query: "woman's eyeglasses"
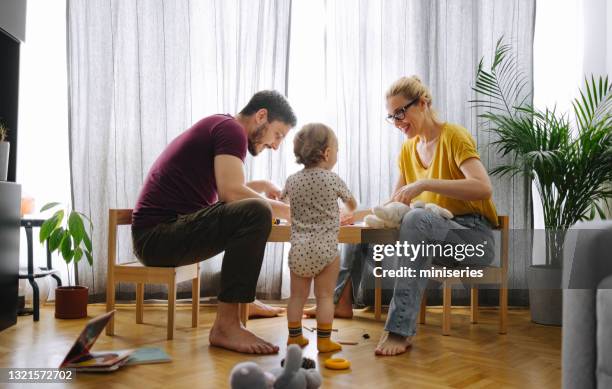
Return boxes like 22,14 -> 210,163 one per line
385,97 -> 419,124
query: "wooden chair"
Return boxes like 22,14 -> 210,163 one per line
105,209 -> 200,340
375,215 -> 510,335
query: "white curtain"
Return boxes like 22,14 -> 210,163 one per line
68,0 -> 535,303
67,0 -> 292,301
288,0 -> 535,304
17,0 -> 71,303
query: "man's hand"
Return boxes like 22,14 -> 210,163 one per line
263,182 -> 282,200
246,180 -> 282,200
273,202 -> 291,221
392,181 -> 426,205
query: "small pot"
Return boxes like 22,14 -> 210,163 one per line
55,286 -> 89,319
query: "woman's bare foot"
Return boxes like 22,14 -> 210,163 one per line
209,323 -> 279,354
374,331 -> 412,356
248,300 -> 285,318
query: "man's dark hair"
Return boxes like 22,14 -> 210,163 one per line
239,90 -> 297,127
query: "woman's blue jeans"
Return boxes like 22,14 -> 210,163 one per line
334,208 -> 495,337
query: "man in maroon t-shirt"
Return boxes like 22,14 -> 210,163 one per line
132,90 -> 296,354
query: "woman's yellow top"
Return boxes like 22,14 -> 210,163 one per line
397,122 -> 498,226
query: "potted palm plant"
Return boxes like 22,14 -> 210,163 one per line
472,38 -> 612,325
39,202 -> 94,319
0,120 -> 9,181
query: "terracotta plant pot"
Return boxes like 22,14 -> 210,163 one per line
55,286 -> 88,319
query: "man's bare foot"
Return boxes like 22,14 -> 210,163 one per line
303,305 -> 317,318
303,304 -> 353,319
209,323 -> 279,354
248,300 -> 285,318
374,331 -> 412,356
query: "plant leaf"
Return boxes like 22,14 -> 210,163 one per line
48,227 -> 65,252
60,231 -> 73,264
39,216 -> 57,244
40,202 -> 61,213
73,247 -> 83,263
39,210 -> 64,243
76,212 -> 93,229
68,211 -> 85,246
85,250 -> 93,266
83,232 -> 92,252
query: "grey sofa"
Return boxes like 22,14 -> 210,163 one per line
563,220 -> 612,389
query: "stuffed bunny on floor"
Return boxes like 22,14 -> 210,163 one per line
364,200 -> 453,228
270,345 -> 322,389
229,344 -> 322,389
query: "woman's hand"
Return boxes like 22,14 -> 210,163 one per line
391,181 -> 426,204
340,209 -> 355,226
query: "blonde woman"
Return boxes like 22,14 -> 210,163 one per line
309,76 -> 499,356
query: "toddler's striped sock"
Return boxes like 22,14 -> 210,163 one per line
287,321 -> 309,347
317,322 -> 342,353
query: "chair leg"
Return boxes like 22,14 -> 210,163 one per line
470,287 -> 479,324
136,283 -> 144,324
239,303 -> 249,326
374,276 -> 382,321
499,283 -> 508,334
192,271 -> 200,328
442,281 -> 451,336
419,291 -> 427,324
106,280 -> 116,336
167,276 -> 177,340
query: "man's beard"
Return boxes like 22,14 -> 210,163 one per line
248,123 -> 268,156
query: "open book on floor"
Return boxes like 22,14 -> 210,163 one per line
59,311 -> 133,372
59,311 -> 172,372
124,347 -> 171,365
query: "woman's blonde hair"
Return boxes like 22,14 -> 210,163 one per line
386,75 -> 440,122
293,123 -> 336,167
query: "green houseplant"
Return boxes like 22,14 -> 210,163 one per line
471,38 -> 612,325
39,202 -> 94,319
0,120 -> 10,181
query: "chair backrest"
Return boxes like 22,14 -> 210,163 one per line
496,215 -> 510,272
108,209 -> 134,270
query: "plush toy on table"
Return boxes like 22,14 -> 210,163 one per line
229,344 -> 322,389
364,200 -> 453,228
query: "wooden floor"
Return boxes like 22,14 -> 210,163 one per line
0,304 -> 561,389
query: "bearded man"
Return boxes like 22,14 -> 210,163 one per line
132,90 -> 296,354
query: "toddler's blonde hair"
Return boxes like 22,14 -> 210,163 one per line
293,123 -> 336,167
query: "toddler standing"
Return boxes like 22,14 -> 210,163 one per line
280,123 -> 357,353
